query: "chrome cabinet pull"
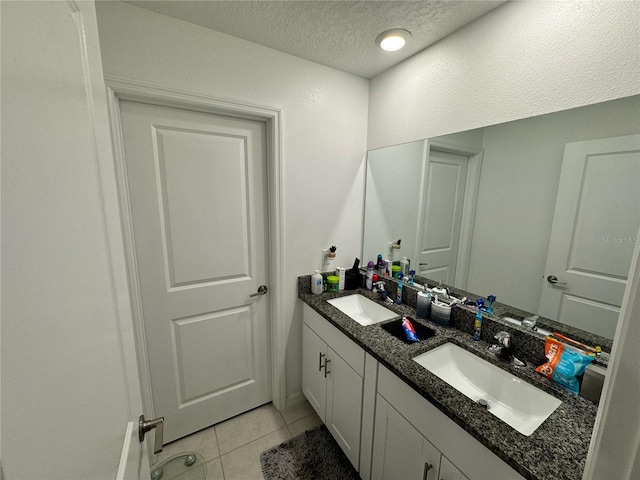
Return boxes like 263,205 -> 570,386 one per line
323,358 -> 331,377
319,352 -> 326,372
138,414 -> 164,454
250,285 -> 268,297
423,462 -> 433,480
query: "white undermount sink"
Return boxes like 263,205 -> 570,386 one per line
327,294 -> 400,326
413,342 -> 561,436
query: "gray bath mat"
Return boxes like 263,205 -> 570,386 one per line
260,425 -> 361,480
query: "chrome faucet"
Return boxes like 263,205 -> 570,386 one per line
490,331 -> 526,366
492,331 -> 512,359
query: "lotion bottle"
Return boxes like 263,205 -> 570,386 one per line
311,270 -> 323,295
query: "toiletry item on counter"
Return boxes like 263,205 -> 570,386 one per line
432,282 -> 449,300
392,265 -> 401,278
486,294 -> 496,315
431,296 -> 452,326
535,336 -> 594,394
384,258 -> 393,276
335,267 -> 346,291
416,290 -> 432,319
311,270 -> 323,295
408,269 -> 415,286
366,261 -> 375,290
551,332 -> 602,355
396,273 -> 403,304
400,256 -> 410,276
327,275 -> 339,292
522,314 -> 539,329
401,317 -> 420,342
476,297 -> 485,311
472,310 -> 483,340
345,258 -> 361,290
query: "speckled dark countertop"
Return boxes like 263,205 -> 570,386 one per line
298,276 -> 599,480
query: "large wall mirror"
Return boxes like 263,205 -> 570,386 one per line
363,95 -> 640,345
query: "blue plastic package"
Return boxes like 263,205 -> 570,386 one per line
536,337 -> 594,394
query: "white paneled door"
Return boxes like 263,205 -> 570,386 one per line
417,149 -> 469,284
120,101 -> 271,443
538,135 -> 640,339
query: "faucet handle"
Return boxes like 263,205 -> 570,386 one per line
494,331 -> 511,348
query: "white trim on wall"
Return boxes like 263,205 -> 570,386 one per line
103,77 -> 287,427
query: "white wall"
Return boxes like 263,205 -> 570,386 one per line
94,1 -> 369,402
368,0 -> 640,150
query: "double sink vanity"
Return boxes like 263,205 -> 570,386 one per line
298,274 -> 601,480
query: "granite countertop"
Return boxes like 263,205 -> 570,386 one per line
298,280 -> 599,480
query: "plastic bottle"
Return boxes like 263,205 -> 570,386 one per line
472,310 -> 483,341
311,270 -> 323,295
366,261 -> 375,290
396,273 -> 403,305
416,290 -> 431,318
400,257 -> 410,276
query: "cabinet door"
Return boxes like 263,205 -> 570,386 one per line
326,347 -> 363,469
372,396 -> 434,480
422,437 -> 441,480
302,324 -> 327,421
439,456 -> 469,480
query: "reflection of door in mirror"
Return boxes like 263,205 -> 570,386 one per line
417,149 -> 468,284
539,134 -> 640,339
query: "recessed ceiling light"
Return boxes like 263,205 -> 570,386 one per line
376,29 -> 412,52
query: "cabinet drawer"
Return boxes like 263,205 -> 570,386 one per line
303,303 -> 365,376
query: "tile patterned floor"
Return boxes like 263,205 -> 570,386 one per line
154,400 -> 322,480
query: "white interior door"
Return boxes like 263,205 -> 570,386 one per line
2,1 -> 148,478
119,101 -> 271,443
117,422 -> 149,480
538,135 -> 640,339
417,149 -> 469,284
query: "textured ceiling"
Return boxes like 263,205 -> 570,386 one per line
124,1 -> 507,78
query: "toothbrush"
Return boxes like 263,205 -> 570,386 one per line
486,294 -> 496,315
552,332 -> 601,354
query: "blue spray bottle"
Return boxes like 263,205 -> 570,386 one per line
472,310 -> 483,341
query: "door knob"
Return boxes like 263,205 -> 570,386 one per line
250,285 -> 268,297
139,414 -> 164,454
547,275 -> 567,286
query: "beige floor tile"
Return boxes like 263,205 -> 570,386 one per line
220,427 -> 291,480
156,424 -> 219,463
287,412 -> 323,437
204,458 -> 224,480
281,398 -> 315,425
215,403 -> 285,455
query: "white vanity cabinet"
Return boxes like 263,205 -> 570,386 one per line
302,304 -> 364,469
372,395 -> 450,480
373,365 -> 525,480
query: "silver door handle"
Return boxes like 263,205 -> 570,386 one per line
250,285 -> 268,297
547,275 -> 567,286
139,414 -> 164,454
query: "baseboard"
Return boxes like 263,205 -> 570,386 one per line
286,391 -> 306,410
